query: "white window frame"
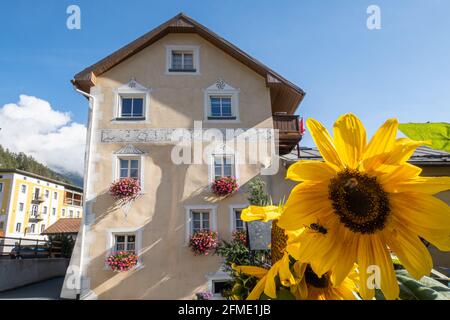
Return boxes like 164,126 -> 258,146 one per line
113,80 -> 151,123
184,205 -> 218,244
45,190 -> 49,198
165,45 -> 200,75
29,223 -> 35,234
206,271 -> 232,300
52,208 -> 56,216
15,222 -> 21,233
18,203 -> 24,212
208,148 -> 239,184
40,224 -> 46,234
0,183 -> 3,193
54,192 -> 58,200
204,80 -> 240,123
61,209 -> 65,217
112,153 -> 145,192
21,185 -> 26,194
228,204 -> 248,233
106,226 -> 144,270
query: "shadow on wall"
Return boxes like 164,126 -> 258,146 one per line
86,146 -> 225,299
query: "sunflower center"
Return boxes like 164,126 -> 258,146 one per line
304,265 -> 329,289
328,169 -> 390,234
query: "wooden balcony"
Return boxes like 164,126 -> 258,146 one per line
273,114 -> 304,155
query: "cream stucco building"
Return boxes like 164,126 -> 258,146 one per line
64,13 -> 450,300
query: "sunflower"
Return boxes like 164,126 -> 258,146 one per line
278,113 -> 450,300
234,255 -> 358,300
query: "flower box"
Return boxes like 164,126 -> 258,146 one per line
211,177 -> 239,197
109,178 -> 141,202
189,230 -> 218,255
106,251 -> 138,272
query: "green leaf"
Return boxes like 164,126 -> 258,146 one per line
396,270 -> 450,300
399,122 -> 450,152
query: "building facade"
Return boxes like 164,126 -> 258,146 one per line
66,13 -> 304,300
0,169 -> 83,246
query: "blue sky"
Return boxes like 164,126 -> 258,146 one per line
1,0 -> 449,148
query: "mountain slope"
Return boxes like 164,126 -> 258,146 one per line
0,145 -> 82,186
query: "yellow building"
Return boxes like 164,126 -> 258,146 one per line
0,169 -> 83,245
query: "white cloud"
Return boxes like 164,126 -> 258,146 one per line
0,95 -> 86,175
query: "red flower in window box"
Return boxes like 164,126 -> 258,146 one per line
109,178 -> 141,202
189,230 -> 218,256
232,230 -> 248,246
211,177 -> 239,197
106,251 -> 138,272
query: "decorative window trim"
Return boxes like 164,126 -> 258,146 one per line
113,79 -> 151,123
204,79 -> 240,123
105,226 -> 144,270
228,204 -> 248,233
207,144 -> 240,184
206,270 -> 232,300
165,45 -> 200,75
184,205 -> 218,245
112,145 -> 147,192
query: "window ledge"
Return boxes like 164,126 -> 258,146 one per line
168,68 -> 197,73
113,117 -> 146,122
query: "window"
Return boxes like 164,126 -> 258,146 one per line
62,209 -> 66,217
114,234 -> 136,252
45,190 -> 49,198
191,211 -> 210,234
34,188 -> 40,199
119,158 -> 140,179
77,211 -> 80,218
166,45 -> 199,74
69,210 -> 74,218
19,203 -> 24,212
0,183 -> 3,192
40,224 -> 46,234
15,223 -> 21,233
119,96 -> 144,119
204,80 -> 239,121
234,209 -> 245,232
209,96 -> 235,120
170,51 -> 194,71
52,208 -> 56,216
0,222 -> 4,229
21,185 -> 26,193
212,280 -> 232,296
54,192 -> 58,200
31,205 -> 38,217
29,224 -> 35,234
43,206 -> 48,215
213,155 -> 234,179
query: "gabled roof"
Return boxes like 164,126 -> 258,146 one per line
72,13 -> 305,114
42,218 -> 82,235
281,146 -> 450,166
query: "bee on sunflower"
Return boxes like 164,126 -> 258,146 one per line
235,205 -> 359,300
278,113 -> 450,300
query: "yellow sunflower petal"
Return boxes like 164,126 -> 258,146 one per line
383,221 -> 432,280
363,119 -> 399,170
278,183 -> 332,231
246,276 -> 267,300
384,138 -> 428,166
330,228 -> 359,286
286,160 -> 337,182
378,163 -> 422,186
386,176 -> 450,194
233,265 -> 268,279
263,264 -> 278,298
391,193 -> 450,230
278,254 -> 297,286
371,235 -> 399,300
357,236 -> 375,300
240,205 -> 281,222
306,118 -> 344,170
333,113 -> 367,169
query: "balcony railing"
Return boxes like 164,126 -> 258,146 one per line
273,113 -> 304,155
31,195 -> 45,204
28,211 -> 43,221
